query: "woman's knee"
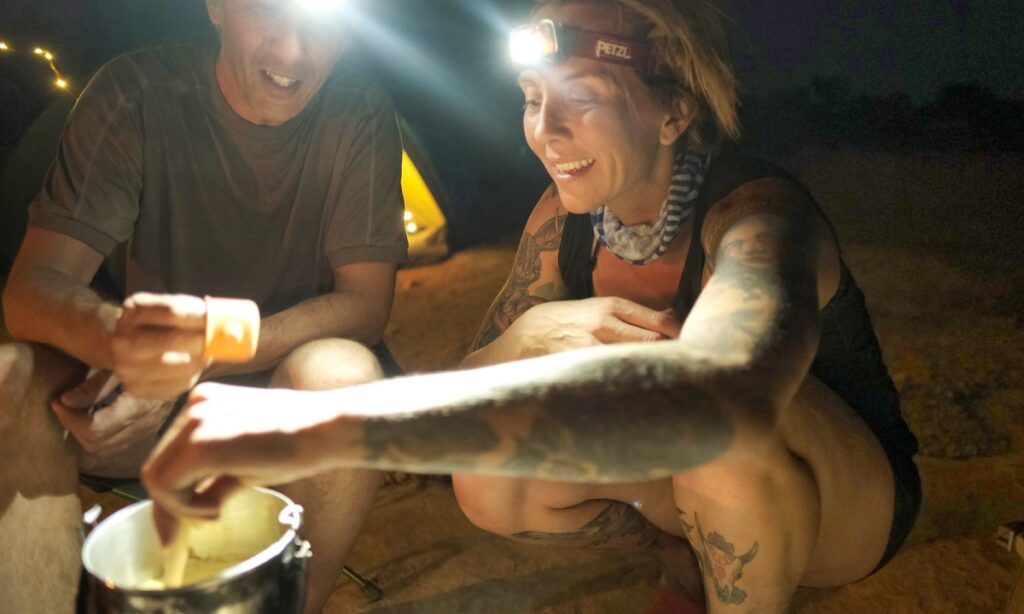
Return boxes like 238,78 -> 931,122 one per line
671,436 -> 819,516
452,475 -> 527,536
270,338 -> 383,391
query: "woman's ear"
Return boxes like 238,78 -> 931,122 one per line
660,95 -> 697,146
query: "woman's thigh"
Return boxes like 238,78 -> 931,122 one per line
452,473 -> 683,537
455,373 -> 897,586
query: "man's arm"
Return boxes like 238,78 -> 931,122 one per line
3,228 -> 119,369
204,261 -> 397,377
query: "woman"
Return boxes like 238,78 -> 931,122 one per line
144,1 -> 920,611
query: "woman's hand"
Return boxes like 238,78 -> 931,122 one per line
141,383 -> 341,545
507,297 -> 682,357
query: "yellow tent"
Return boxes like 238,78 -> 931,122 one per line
401,147 -> 448,264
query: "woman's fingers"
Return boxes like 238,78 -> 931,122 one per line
610,301 -> 682,338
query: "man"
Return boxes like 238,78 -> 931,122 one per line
0,0 -> 406,611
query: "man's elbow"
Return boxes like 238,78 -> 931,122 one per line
2,278 -> 32,341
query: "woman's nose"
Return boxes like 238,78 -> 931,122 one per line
533,100 -> 570,143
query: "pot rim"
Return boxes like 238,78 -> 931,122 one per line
82,486 -> 301,594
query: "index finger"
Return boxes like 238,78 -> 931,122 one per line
608,300 -> 683,339
121,293 -> 207,332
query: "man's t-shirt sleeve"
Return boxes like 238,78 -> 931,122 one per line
323,82 -> 409,268
28,58 -> 143,257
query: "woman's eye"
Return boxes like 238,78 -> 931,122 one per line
567,93 -> 598,106
523,99 -> 541,111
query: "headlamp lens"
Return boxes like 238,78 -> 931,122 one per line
295,0 -> 344,14
509,21 -> 558,65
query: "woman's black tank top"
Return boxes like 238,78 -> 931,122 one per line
557,148 -> 918,462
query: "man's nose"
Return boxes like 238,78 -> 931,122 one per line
266,12 -> 308,65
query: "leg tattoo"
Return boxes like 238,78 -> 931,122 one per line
511,500 -> 660,549
679,508 -> 760,606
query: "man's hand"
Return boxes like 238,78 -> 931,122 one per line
506,297 -> 682,357
142,383 -> 339,545
111,293 -> 208,399
51,370 -> 175,455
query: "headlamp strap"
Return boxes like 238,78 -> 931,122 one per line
561,25 -> 671,79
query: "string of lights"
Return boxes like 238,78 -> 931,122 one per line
0,38 -> 70,90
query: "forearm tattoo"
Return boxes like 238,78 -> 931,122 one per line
471,191 -> 565,351
512,500 -> 659,549
357,353 -> 732,482
679,508 -> 759,606
683,214 -> 817,371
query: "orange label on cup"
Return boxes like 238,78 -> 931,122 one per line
204,297 -> 260,363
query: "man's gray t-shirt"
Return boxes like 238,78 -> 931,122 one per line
29,42 -> 408,316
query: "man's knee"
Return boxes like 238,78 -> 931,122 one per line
0,342 -> 84,417
270,338 -> 383,391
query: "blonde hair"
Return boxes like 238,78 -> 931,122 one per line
534,0 -> 741,150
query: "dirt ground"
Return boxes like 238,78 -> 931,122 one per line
4,149 -> 1022,612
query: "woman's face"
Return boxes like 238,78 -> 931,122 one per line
520,3 -> 687,222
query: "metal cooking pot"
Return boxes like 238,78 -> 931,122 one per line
79,487 -> 311,613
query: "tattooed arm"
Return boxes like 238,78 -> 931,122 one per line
143,177 -> 838,520
462,185 -> 682,368
681,177 -> 839,421
461,185 -> 571,367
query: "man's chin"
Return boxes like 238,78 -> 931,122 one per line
249,102 -> 304,126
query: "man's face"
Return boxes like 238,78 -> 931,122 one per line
207,0 -> 347,125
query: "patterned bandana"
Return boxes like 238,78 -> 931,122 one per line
591,152 -> 710,265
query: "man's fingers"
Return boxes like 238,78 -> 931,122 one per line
121,293 -> 206,332
51,400 -> 96,448
112,328 -> 206,363
59,370 -> 118,411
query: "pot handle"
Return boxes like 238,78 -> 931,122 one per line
279,503 -> 305,531
82,504 -> 103,538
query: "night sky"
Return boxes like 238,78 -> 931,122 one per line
2,0 -> 1021,99
728,0 -> 1023,102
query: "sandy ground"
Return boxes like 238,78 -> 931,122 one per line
5,149 -> 1023,612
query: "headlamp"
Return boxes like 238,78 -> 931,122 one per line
509,19 -> 673,79
295,0 -> 344,14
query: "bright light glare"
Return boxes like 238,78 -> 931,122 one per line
296,0 -> 343,14
33,47 -> 44,55
44,51 -> 54,60
55,78 -> 68,89
406,222 -> 419,234
510,28 -> 554,64
403,211 -> 413,221
0,42 -> 9,51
